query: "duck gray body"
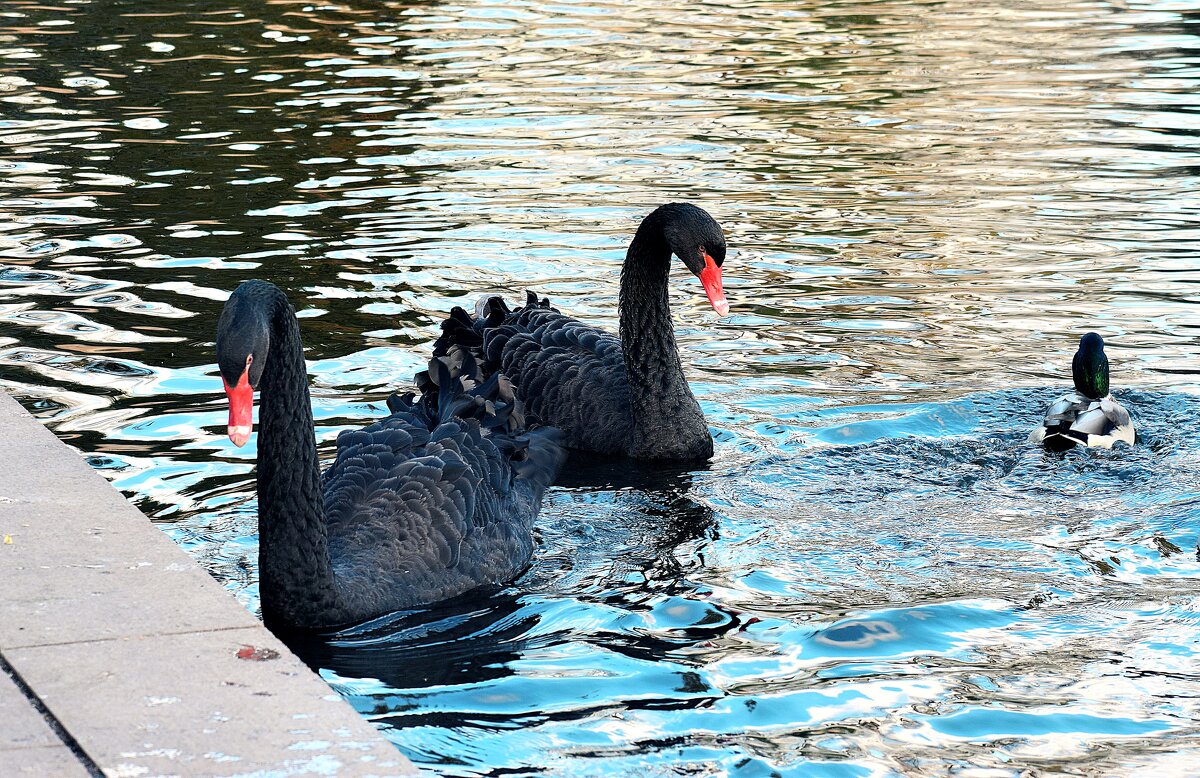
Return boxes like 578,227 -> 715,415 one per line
1029,391 -> 1135,450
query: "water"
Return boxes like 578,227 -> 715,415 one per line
2,0 -> 1200,774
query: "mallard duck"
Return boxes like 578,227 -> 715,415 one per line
1030,332 -> 1135,451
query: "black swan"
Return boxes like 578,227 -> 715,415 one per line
1030,332 -> 1135,450
216,280 -> 564,629
433,203 -> 729,461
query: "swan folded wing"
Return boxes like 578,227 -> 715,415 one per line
324,418 -> 506,603
428,419 -> 511,501
438,306 -> 484,351
321,385 -> 561,617
433,293 -> 550,364
323,452 -> 485,612
433,293 -> 631,452
435,291 -> 616,379
495,323 -> 632,453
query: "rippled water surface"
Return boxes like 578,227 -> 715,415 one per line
3,0 -> 1200,774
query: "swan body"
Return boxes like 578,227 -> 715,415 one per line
1030,332 -> 1135,451
216,280 -> 564,629
433,203 -> 729,462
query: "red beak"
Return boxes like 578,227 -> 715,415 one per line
699,251 -> 729,316
223,372 -> 253,447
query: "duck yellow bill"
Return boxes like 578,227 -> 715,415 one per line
699,251 -> 729,316
223,372 -> 253,447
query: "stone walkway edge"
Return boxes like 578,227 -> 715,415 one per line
0,391 -> 418,777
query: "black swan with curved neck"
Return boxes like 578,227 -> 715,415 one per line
434,203 -> 729,461
216,280 -> 564,629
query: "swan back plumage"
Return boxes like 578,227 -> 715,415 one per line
315,347 -> 564,625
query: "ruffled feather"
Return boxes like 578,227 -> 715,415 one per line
1030,391 -> 1135,450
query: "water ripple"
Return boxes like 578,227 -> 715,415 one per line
1,0 -> 1199,774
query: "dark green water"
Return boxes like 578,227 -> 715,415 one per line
2,0 -> 1199,774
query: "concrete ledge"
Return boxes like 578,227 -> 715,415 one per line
1,665 -> 89,777
0,391 -> 418,776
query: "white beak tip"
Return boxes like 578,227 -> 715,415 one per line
228,425 -> 252,447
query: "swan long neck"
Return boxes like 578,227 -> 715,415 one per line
619,224 -> 699,442
256,291 -> 337,622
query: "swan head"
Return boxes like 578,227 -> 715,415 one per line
648,202 -> 730,316
216,281 -> 272,446
1072,332 -> 1110,400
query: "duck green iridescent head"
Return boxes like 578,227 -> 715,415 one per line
1072,332 -> 1109,400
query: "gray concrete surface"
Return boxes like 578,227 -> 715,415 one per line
1,667 -> 90,776
0,391 -> 419,777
